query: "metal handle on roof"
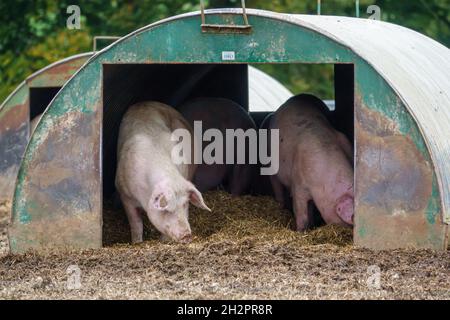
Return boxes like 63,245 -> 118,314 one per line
93,36 -> 121,52
200,0 -> 252,34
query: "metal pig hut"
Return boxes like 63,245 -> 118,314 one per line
0,53 -> 92,205
8,9 -> 450,253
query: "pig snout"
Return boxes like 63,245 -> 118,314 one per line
179,233 -> 193,244
164,218 -> 192,244
336,195 -> 354,226
160,232 -> 192,243
168,230 -> 192,244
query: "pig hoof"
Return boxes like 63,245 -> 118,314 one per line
131,237 -> 143,244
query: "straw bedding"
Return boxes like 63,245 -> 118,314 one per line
0,192 -> 448,299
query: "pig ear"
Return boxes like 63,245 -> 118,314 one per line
153,193 -> 169,210
150,186 -> 174,211
189,187 -> 211,212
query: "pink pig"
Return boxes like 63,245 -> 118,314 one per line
115,101 -> 210,244
269,94 -> 354,231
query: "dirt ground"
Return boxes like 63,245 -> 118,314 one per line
0,192 -> 449,300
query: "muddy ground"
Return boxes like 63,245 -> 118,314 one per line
0,192 -> 448,300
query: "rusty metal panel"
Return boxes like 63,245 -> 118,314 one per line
9,101 -> 102,253
9,57 -> 103,253
355,97 -> 447,249
352,57 -> 447,250
0,84 -> 29,204
26,53 -> 92,88
0,53 -> 92,209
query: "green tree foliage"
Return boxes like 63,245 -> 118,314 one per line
0,0 -> 448,102
0,0 -> 203,101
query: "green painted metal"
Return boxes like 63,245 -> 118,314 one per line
26,56 -> 91,88
9,11 -> 448,252
0,53 -> 91,205
1,84 -> 29,114
0,84 -> 29,202
354,59 -> 446,249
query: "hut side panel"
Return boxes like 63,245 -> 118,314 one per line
0,85 -> 29,202
0,54 -> 90,205
354,61 -> 447,250
26,56 -> 90,88
9,65 -> 103,253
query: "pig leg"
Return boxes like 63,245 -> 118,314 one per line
121,195 -> 144,243
270,175 -> 285,207
292,188 -> 314,231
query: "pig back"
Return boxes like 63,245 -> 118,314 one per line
118,101 -> 192,151
178,97 -> 256,132
117,101 -> 195,182
273,94 -> 337,143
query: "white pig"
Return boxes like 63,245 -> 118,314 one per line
115,101 -> 211,244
